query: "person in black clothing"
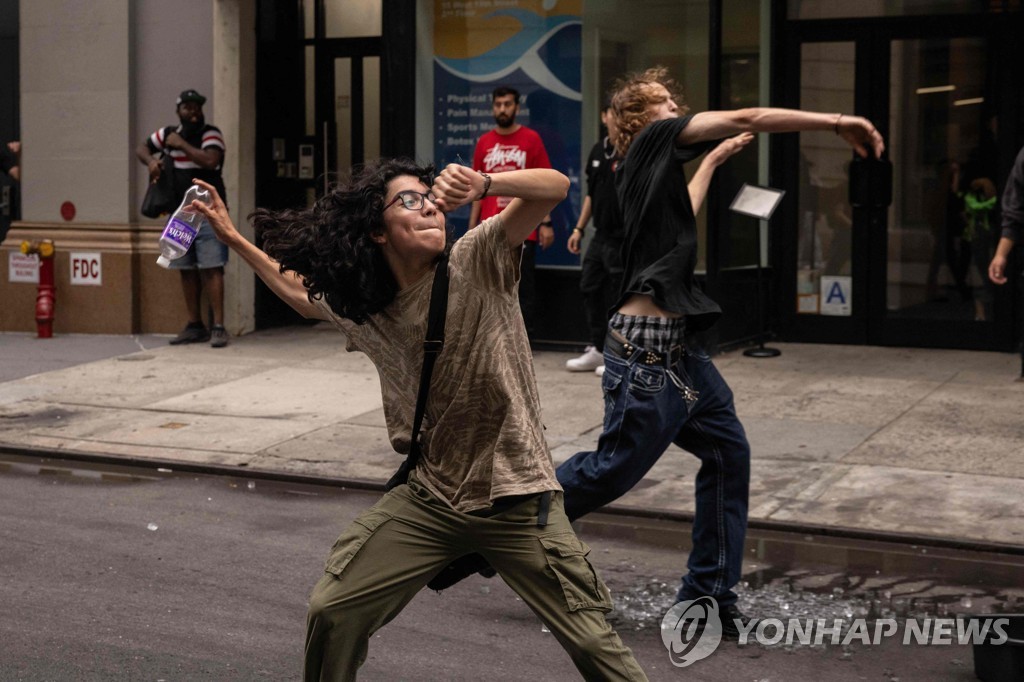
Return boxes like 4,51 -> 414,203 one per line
136,89 -> 230,348
430,101 -> 750,593
988,144 -> 1024,286
566,104 -> 749,376
566,105 -> 625,374
556,66 -> 885,638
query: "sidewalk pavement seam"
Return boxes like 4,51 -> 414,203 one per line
847,369 -> 960,445
11,399 -> 311,422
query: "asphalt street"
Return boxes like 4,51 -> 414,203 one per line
0,456 -> 996,681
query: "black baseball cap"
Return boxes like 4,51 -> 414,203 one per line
177,89 -> 206,106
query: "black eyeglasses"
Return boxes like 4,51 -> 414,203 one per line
384,190 -> 438,212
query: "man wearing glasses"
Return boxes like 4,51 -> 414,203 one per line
189,160 -> 649,681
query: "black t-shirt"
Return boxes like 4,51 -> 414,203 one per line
614,116 -> 718,330
145,124 -> 227,205
584,137 -> 624,244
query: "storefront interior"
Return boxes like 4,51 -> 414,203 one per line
254,0 -> 1022,351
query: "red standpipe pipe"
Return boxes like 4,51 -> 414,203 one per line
35,244 -> 56,338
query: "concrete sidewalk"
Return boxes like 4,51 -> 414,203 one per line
1,325 -> 1022,548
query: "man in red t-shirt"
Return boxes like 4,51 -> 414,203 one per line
469,86 -> 554,339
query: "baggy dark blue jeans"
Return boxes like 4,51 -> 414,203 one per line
556,342 -> 750,607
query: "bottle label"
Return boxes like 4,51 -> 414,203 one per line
162,217 -> 198,250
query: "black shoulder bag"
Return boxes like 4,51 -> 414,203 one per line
141,126 -> 182,219
141,152 -> 177,218
384,255 -> 450,491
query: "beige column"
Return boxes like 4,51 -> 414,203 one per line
213,0 -> 258,335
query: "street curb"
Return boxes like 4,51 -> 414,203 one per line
4,442 -> 1024,557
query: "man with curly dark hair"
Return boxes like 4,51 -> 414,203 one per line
189,159 -> 648,681
556,66 -> 886,638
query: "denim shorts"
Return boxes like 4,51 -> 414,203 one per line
168,221 -> 229,270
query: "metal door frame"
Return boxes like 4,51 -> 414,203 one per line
775,12 -> 1020,350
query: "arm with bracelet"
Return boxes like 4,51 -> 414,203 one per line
433,166 -> 569,248
677,108 -> 883,158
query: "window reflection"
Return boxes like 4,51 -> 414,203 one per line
797,42 -> 856,315
887,37 -> 993,322
325,0 -> 382,38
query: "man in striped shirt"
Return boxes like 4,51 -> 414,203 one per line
136,89 -> 230,347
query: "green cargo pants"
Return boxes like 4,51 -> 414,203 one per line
304,476 -> 648,681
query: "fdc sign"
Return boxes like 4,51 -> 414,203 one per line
70,252 -> 102,286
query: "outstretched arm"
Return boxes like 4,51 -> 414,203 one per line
432,164 -> 569,247
188,178 -> 328,320
680,108 -> 884,160
687,133 -> 754,214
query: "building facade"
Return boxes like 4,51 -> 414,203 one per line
2,0 -> 1021,352
0,0 -> 256,335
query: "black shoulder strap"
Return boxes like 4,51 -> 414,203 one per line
158,125 -> 182,151
384,254 -> 450,490
410,254 -> 450,452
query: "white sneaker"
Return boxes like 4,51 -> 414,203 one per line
595,365 -> 605,378
566,346 -> 603,372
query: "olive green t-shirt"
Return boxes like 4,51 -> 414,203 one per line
316,215 -> 561,512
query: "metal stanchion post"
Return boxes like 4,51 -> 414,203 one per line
728,184 -> 785,359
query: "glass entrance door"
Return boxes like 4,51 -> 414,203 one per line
883,36 -> 995,337
316,50 -> 381,197
795,41 -> 857,321
255,0 -> 386,329
781,17 -> 1018,350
